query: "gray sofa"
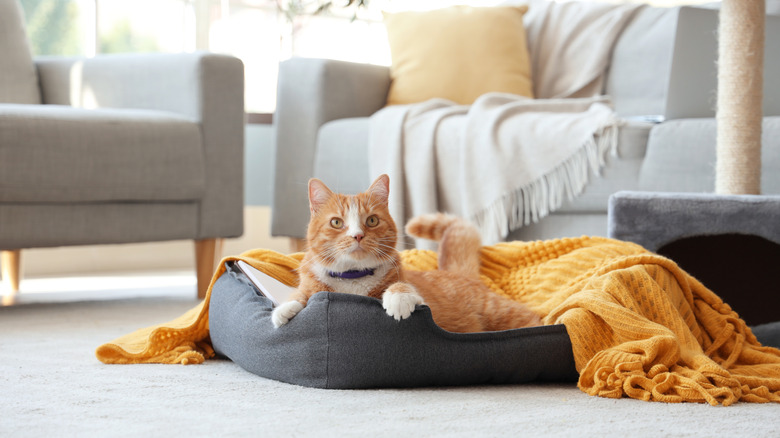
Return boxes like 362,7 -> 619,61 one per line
0,0 -> 245,298
271,1 -> 780,243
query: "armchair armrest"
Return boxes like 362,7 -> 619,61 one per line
271,57 -> 390,238
35,52 -> 246,238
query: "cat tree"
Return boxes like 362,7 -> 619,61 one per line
608,0 -> 780,326
716,0 -> 764,194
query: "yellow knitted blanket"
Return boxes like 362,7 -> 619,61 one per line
96,236 -> 780,405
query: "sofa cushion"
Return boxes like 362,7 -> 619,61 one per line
384,5 -> 533,106
558,119 -> 652,212
639,117 -> 780,194
0,104 -> 205,203
0,0 -> 41,104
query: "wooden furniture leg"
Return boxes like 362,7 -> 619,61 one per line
1,249 -> 22,293
195,238 -> 223,299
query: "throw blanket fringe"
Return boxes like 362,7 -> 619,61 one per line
473,119 -> 620,238
369,94 -> 621,247
96,238 -> 780,405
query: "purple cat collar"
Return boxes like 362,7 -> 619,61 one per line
328,268 -> 375,279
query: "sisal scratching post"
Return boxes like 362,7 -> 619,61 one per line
609,2 -> 780,330
716,0 -> 765,195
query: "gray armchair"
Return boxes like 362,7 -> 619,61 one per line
0,0 -> 245,298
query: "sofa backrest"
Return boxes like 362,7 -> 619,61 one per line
608,2 -> 780,118
0,0 -> 42,104
605,6 -> 678,117
521,0 -> 646,100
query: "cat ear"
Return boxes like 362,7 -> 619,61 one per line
367,174 -> 390,205
308,178 -> 333,214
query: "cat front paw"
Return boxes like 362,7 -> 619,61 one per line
272,301 -> 304,328
382,288 -> 424,321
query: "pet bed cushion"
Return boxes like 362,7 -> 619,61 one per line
208,266 -> 578,389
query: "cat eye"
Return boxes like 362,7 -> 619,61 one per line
366,215 -> 379,227
330,218 -> 343,229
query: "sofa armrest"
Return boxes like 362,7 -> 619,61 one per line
271,57 -> 390,238
35,52 -> 246,238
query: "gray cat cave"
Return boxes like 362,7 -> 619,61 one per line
608,192 -> 780,327
608,0 -> 780,330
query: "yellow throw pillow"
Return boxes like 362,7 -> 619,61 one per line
384,5 -> 533,106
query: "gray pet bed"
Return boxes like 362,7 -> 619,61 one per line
209,265 -> 579,389
209,255 -> 780,388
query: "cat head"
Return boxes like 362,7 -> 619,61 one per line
306,174 -> 398,267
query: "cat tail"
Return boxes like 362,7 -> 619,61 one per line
405,213 -> 482,278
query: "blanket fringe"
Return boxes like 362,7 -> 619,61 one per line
472,118 -> 621,242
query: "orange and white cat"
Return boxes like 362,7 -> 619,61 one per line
271,174 -> 541,333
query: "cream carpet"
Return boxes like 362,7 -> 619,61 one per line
2,294 -> 779,437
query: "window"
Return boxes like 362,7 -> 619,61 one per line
21,0 -> 93,57
18,0 -> 390,114
20,0 -> 707,113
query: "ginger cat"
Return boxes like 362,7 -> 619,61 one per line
271,174 -> 541,333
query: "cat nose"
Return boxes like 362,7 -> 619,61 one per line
353,233 -> 364,242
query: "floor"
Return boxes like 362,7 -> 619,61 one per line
0,270 -> 196,306
4,271 -> 780,436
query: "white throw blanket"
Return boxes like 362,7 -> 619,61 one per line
369,1 -> 643,248
522,0 -> 645,99
370,95 -> 620,248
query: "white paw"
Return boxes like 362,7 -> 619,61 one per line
382,291 -> 424,321
271,301 -> 304,328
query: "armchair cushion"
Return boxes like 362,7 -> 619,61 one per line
32,52 -> 246,238
0,104 -> 205,203
0,0 -> 41,104
384,5 -> 533,106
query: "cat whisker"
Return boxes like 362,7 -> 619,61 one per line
371,248 -> 403,275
